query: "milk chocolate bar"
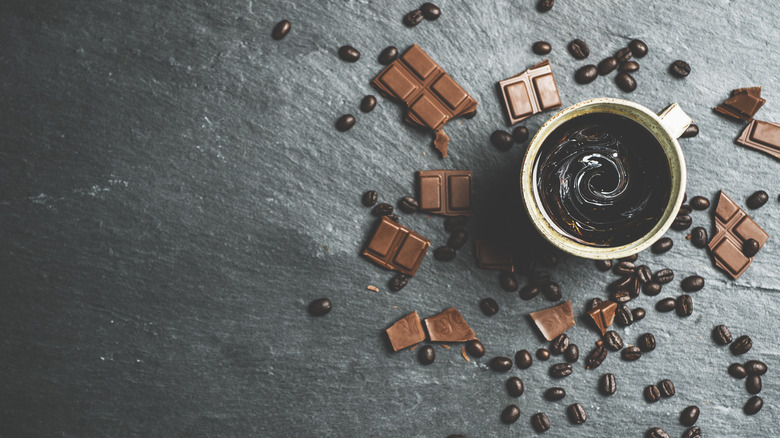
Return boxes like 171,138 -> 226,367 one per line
424,307 -> 475,342
416,170 -> 472,216
372,44 -> 478,158
708,192 -> 769,279
499,60 -> 562,125
362,216 -> 430,276
530,300 -> 575,341
386,311 -> 427,351
736,119 -> 780,160
715,87 -> 765,121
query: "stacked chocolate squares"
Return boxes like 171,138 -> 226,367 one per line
715,86 -> 780,160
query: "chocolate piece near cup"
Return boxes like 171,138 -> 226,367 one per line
499,60 -> 562,125
362,216 -> 431,276
424,307 -> 475,342
736,119 -> 780,160
587,300 -> 617,335
715,86 -> 765,121
416,170 -> 472,216
386,311 -> 427,351
474,240 -> 514,272
372,45 -> 478,158
708,191 -> 768,279
530,300 -> 575,341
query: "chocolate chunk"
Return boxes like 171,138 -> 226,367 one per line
335,114 -> 356,131
378,46 -> 399,65
716,87 -> 765,121
417,170 -> 472,216
360,95 -> 377,113
708,191 -> 768,279
736,119 -> 780,160
474,241 -> 514,272
669,60 -> 691,78
271,20 -> 291,40
587,300 -> 617,335
362,217 -> 430,276
530,300 -> 575,341
425,307 -> 475,342
499,60 -> 562,125
532,41 -> 552,55
386,311 -> 426,351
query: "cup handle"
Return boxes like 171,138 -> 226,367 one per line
657,103 -> 693,139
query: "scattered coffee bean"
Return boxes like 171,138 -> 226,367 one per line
597,57 -> 618,75
679,204 -> 693,215
672,214 -> 692,230
743,238 -> 760,257
585,344 -> 607,369
619,61 -> 640,73
386,214 -> 399,222
651,237 -> 673,254
636,265 -> 652,284
629,39 -> 648,57
519,284 -> 540,300
644,385 -> 661,402
633,307 -> 646,321
680,405 -> 700,427
647,427 -> 670,438
595,259 -> 613,271
713,325 -> 733,345
373,203 -> 393,216
608,275 -> 634,293
621,346 -> 641,361
550,334 -> 570,355
308,297 -> 332,316
398,196 -> 419,213
615,72 -> 637,92
542,281 -> 562,301
564,344 -> 579,363
728,362 -> 747,379
670,60 -> 691,78
444,216 -> 468,232
676,294 -> 693,317
587,297 -> 604,311
465,339 -> 485,358
420,2 -> 442,20
338,45 -> 360,62
489,356 -> 513,372
600,373 -> 617,395
659,379 -> 675,397
656,298 -> 676,313
532,41 -> 552,55
681,275 -> 704,292
682,426 -> 702,438
490,130 -> 514,151
681,124 -> 699,138
603,331 -> 624,351
336,114 -> 356,131
536,0 -> 554,12
447,230 -> 468,250
549,362 -> 573,378
610,290 -> 632,304
389,273 -> 410,291
516,349 -> 533,369
567,403 -> 587,425
479,298 -> 499,316
613,261 -> 636,276
691,227 -> 708,248
745,360 -> 768,376
531,412 -> 551,432
744,395 -> 763,415
378,46 -> 398,65
690,195 -> 709,209
638,333 -> 656,352
615,47 -> 632,63
403,9 -> 424,27
498,271 -> 519,292
746,375 -> 762,394
434,246 -> 456,261
747,190 -> 769,209
730,335 -> 752,355
360,95 -> 377,113
500,404 -> 521,424
615,304 -> 634,327
537,348 -> 551,361
272,19 -> 292,40
362,190 -> 378,207
544,387 -> 566,401
654,269 -> 675,284
506,376 -> 525,397
568,39 -> 590,59
575,65 -> 599,84
642,282 -> 662,296
513,126 -> 529,143
418,345 -> 436,365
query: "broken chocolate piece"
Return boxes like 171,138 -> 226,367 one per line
715,87 -> 766,121
416,170 -> 472,216
736,119 -> 780,160
708,192 -> 769,279
587,300 -> 617,335
386,311 -> 427,351
499,59 -> 562,125
530,300 -> 575,341
372,44 -> 478,158
424,307 -> 475,342
474,240 -> 514,272
362,216 -> 430,276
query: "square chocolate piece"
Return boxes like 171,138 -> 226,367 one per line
362,217 -> 430,276
416,170 -> 472,216
499,60 -> 562,125
424,307 -> 475,342
474,240 -> 514,272
736,119 -> 780,160
708,191 -> 769,279
386,311 -> 427,351
530,300 -> 575,341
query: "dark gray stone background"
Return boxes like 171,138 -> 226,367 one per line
1,0 -> 779,436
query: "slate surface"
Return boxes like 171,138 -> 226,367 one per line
1,0 -> 779,437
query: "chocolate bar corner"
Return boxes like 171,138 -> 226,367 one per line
499,59 -> 562,125
362,216 -> 430,276
707,191 -> 769,279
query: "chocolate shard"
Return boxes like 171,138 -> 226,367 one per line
736,119 -> 780,160
707,191 -> 769,279
530,300 -> 576,341
587,300 -> 617,335
715,87 -> 766,121
362,216 -> 430,276
386,311 -> 427,351
424,307 -> 475,342
417,170 -> 472,216
372,44 -> 478,158
498,59 -> 562,125
474,240 -> 514,272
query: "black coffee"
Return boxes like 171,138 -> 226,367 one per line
536,113 -> 671,246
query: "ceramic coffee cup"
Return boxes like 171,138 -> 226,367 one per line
520,98 -> 692,260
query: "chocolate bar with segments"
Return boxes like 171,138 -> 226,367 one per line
362,216 -> 430,276
499,60 -> 562,125
736,119 -> 780,160
416,170 -> 472,216
707,191 -> 769,279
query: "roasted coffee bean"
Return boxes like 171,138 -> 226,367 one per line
515,349 -> 533,369
621,346 -> 641,361
362,190 -> 378,207
490,130 -> 514,151
747,190 -> 769,209
691,227 -> 708,248
679,204 -> 693,215
629,39 -> 648,57
656,298 -> 676,313
397,196 -> 419,214
272,19 -> 292,40
682,426 -> 702,438
499,271 -> 519,292
360,95 -> 377,113
544,387 -> 566,401
672,214 -> 692,230
619,60 -> 640,73
680,405 -> 700,427
567,403 -> 587,424
465,339 -> 485,358
433,246 -> 456,262
603,331 -> 623,351
600,373 -> 617,395
638,333 -> 656,352
615,47 -> 633,63
550,334 -> 570,355
595,259 -> 613,271
659,379 -> 675,397
506,376 -> 525,397
549,362 -> 573,378
681,275 -> 704,292
613,261 -> 636,276
690,195 -> 709,209
537,348 -> 551,361
575,65 -> 599,84
308,297 -> 332,316
728,362 -> 747,379
513,126 -> 529,143
541,281 -> 562,301
636,265 -> 653,284
373,203 -> 394,216
447,230 -> 468,250
743,238 -> 760,257
489,356 -> 513,372
644,385 -> 661,402
403,9 -> 424,27
532,41 -> 552,55
628,277 -> 641,299
651,237 -> 673,254
500,404 -> 521,424
642,282 -> 662,296
647,427 -> 670,438
338,45 -> 361,62
519,284 -> 540,300
746,375 -> 762,394
633,307 -> 646,321
654,269 -> 675,284
377,46 -> 398,65
587,297 -> 604,311
610,290 -> 632,304
568,39 -> 590,59
670,60 -> 691,78
745,360 -> 768,376
730,335 -> 752,355
676,294 -> 693,317
615,304 -> 634,327
608,275 -> 634,293
386,214 -> 399,222
597,57 -> 618,75
336,114 -> 356,131
536,0 -> 554,12
615,72 -> 637,92
680,123 -> 700,138
420,2 -> 441,20
531,412 -> 551,432
444,215 -> 468,232
480,298 -> 499,316
564,344 -> 579,363
418,345 -> 436,365
744,395 -> 763,415
713,325 -> 733,345
389,273 -> 410,292
585,344 -> 607,369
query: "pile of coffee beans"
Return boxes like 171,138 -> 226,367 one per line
714,324 -> 766,415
